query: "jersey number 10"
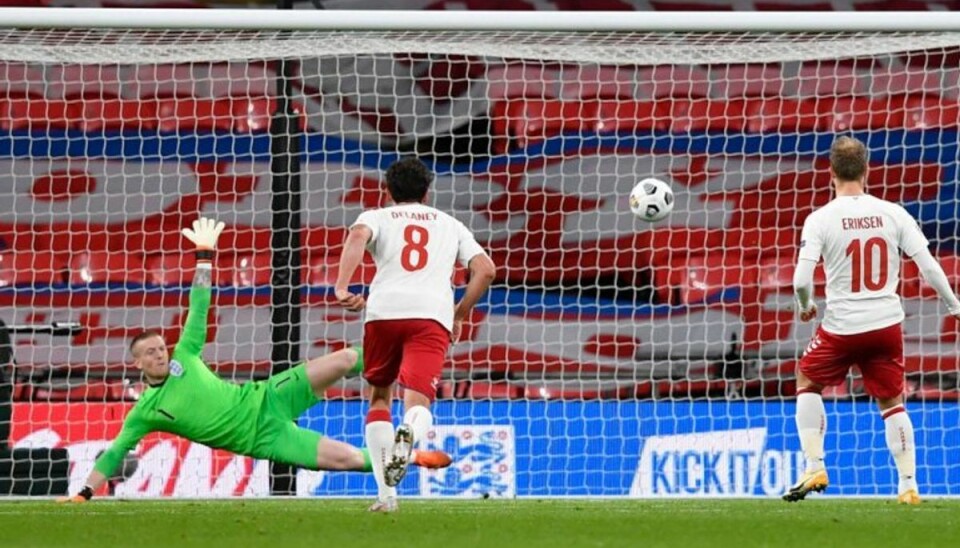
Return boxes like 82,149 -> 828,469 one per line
846,237 -> 889,293
401,224 -> 430,272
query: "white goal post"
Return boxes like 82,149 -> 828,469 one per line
0,8 -> 959,499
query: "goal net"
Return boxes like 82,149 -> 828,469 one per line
2,9 -> 959,498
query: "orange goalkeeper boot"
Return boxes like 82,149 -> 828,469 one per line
783,469 -> 829,502
412,449 -> 453,469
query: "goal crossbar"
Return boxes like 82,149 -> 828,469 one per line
2,8 -> 960,32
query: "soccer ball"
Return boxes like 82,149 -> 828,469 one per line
629,178 -> 674,222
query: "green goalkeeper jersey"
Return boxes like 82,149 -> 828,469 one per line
93,285 -> 265,477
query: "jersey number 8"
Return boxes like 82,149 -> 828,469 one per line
401,224 -> 430,272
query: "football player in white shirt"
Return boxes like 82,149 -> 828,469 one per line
785,137 -> 960,505
335,157 -> 496,513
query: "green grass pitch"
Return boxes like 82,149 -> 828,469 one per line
2,499 -> 959,548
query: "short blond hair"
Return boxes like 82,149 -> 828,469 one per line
830,136 -> 868,182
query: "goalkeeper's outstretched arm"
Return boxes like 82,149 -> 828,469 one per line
175,217 -> 225,357
58,410 -> 151,503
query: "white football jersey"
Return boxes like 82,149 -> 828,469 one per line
798,194 -> 929,335
352,203 -> 487,331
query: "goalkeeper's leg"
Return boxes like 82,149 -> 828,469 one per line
303,346 -> 364,398
268,424 -> 452,472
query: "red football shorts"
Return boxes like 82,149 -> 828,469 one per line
798,323 -> 904,400
363,318 -> 449,401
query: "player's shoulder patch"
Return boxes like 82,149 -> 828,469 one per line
169,360 -> 184,377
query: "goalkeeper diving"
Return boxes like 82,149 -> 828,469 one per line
60,218 -> 451,502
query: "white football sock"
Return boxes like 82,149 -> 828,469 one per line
883,405 -> 918,494
365,415 -> 397,501
796,392 -> 827,473
403,405 -> 434,447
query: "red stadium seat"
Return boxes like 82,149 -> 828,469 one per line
452,265 -> 468,286
420,56 -> 486,100
795,63 -> 866,97
30,382 -> 128,402
742,97 -> 824,133
822,96 -> 903,131
222,253 -> 273,288
583,333 -> 640,360
915,254 -> 960,299
0,63 -> 46,98
865,69 -> 943,97
453,381 -> 523,400
0,251 -> 66,287
901,259 -> 923,299
721,228 -> 799,261
908,385 -> 960,402
68,251 -> 147,286
560,65 -> 636,100
145,253 -> 229,287
666,98 -> 746,132
635,66 -> 710,99
10,383 -> 29,402
0,97 -> 77,131
156,97 -> 234,132
522,381 -> 622,400
220,253 -> 315,288
655,253 -> 759,306
485,64 -> 557,101
306,255 -> 375,287
594,99 -> 669,133
758,257 -> 827,297
497,99 -> 599,148
73,99 -> 159,132
904,355 -> 960,375
893,95 -> 960,129
617,228 -> 726,270
900,47 -> 960,70
710,65 -> 786,98
122,64 -> 203,99
45,65 -> 123,100
200,62 -> 275,99
231,97 -> 278,133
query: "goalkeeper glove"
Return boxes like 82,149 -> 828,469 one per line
181,217 -> 226,260
56,485 -> 94,504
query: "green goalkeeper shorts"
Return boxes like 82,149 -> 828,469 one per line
250,363 -> 324,469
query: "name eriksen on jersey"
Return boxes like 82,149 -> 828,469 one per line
391,211 -> 439,221
841,216 -> 884,230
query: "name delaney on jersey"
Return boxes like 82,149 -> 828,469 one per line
841,216 -> 884,230
390,211 -> 439,221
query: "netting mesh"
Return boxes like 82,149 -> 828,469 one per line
2,29 -> 960,63
1,26 -> 959,498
